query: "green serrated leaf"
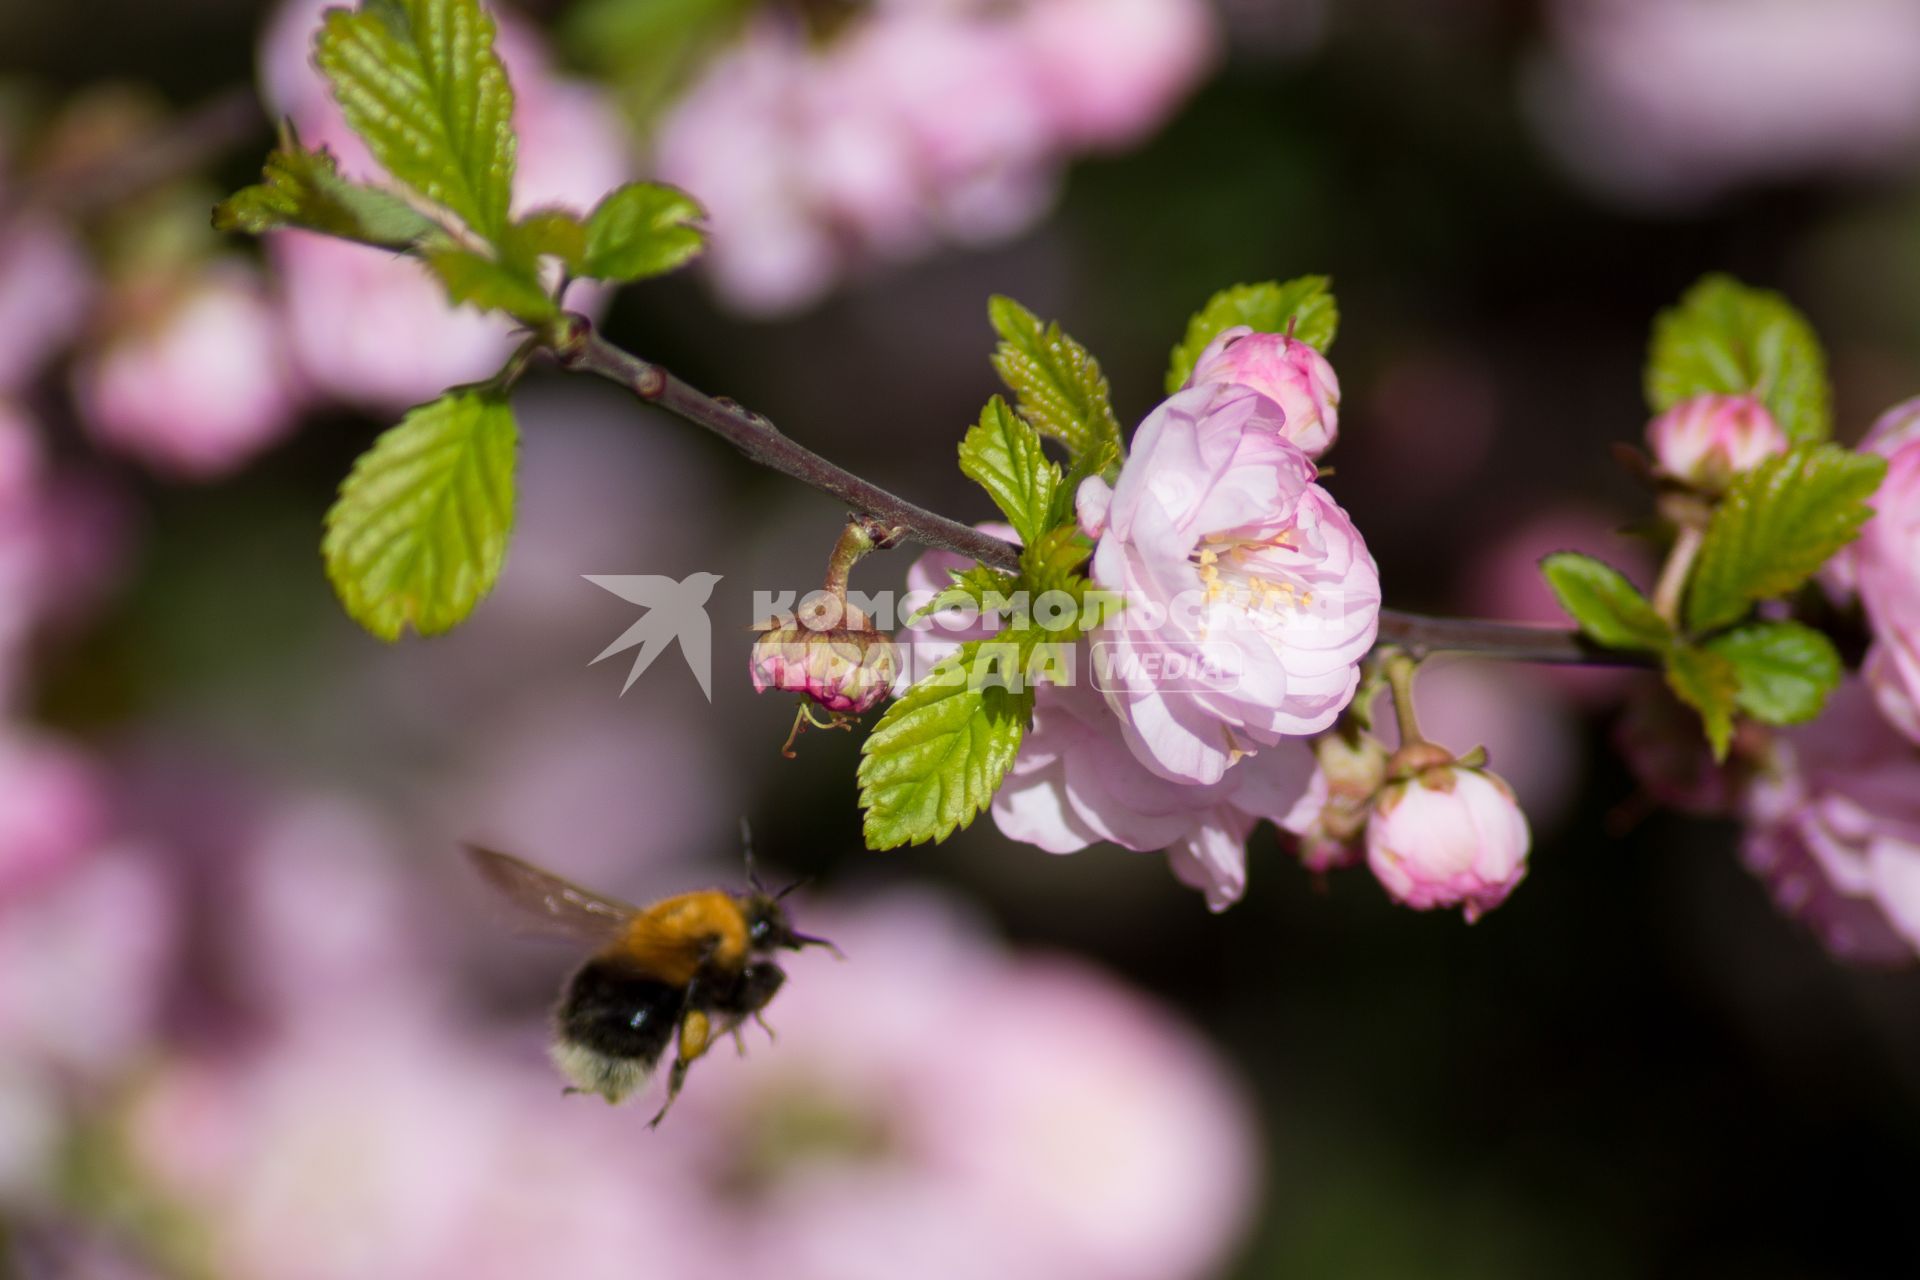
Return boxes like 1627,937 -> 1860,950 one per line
1646,273 -> 1831,443
1705,621 -> 1842,726
1165,277 -> 1339,394
909,565 -> 1020,624
1021,524 -> 1093,591
987,296 -> 1123,471
1686,444 -> 1887,631
213,124 -> 437,249
959,396 -> 1064,549
323,391 -> 518,640
858,641 -> 1031,848
1665,644 -> 1740,761
579,182 -> 706,282
510,208 -> 587,268
317,0 -> 517,241
424,247 -> 555,320
1539,552 -> 1669,651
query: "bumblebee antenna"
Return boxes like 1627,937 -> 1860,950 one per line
774,875 -> 811,902
740,817 -> 769,894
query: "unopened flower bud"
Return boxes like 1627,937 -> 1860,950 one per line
750,606 -> 898,716
1366,759 -> 1530,922
1283,731 -> 1389,872
1646,394 -> 1787,492
1188,326 -> 1341,459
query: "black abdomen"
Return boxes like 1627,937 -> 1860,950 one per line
557,958 -> 685,1066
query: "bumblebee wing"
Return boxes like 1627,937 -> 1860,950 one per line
464,845 -> 637,947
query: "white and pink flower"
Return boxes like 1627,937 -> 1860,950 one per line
1853,397 -> 1920,745
1077,383 -> 1380,785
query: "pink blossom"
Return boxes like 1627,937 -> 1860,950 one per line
992,665 -> 1314,910
1078,383 -> 1380,784
659,893 -> 1261,1280
1646,393 -> 1787,491
0,217 -> 93,395
0,730 -> 106,901
1187,326 -> 1341,459
0,402 -> 44,521
750,612 -> 899,715
1015,0 -> 1218,149
1366,759 -> 1531,922
1741,679 -> 1920,963
0,845 -> 177,1076
655,0 -> 1213,316
1853,398 -> 1920,744
1529,0 -> 1920,205
74,261 -> 302,478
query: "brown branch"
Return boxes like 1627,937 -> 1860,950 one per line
543,314 -> 1649,668
10,88 -> 263,220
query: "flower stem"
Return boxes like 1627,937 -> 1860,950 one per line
539,313 -> 1655,671
1385,651 -> 1425,746
1651,523 -> 1706,627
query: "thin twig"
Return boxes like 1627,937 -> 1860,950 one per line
543,314 -> 1650,669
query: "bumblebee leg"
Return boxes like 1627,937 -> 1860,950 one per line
731,1025 -> 749,1057
648,1008 -> 716,1129
753,1010 -> 777,1043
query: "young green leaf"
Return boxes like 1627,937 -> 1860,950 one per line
858,641 -> 1032,849
1165,277 -> 1339,393
1686,444 -> 1887,632
424,247 -> 555,321
1540,552 -> 1669,650
509,208 -> 588,269
1646,274 -> 1831,443
579,182 -> 706,281
1705,621 -> 1842,726
987,296 -> 1124,472
317,0 -> 517,241
958,396 -> 1065,549
1665,644 -> 1739,761
323,391 -> 518,641
908,566 -> 1020,625
213,125 -> 438,249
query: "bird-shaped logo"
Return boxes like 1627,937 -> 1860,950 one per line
584,572 -> 723,700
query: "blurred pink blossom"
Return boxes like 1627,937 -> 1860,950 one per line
0,845 -> 177,1077
0,217 -> 93,394
992,667 -> 1315,910
1528,0 -> 1920,205
658,893 -> 1261,1280
1741,679 -> 1920,963
1396,660 -> 1582,829
0,403 -> 43,523
0,730 -> 107,901
74,261 -> 302,478
1078,383 -> 1379,785
1852,397 -> 1920,744
656,0 -> 1214,316
258,0 -> 632,410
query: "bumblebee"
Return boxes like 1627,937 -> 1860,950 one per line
464,842 -> 836,1127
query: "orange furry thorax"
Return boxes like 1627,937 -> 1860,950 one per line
606,889 -> 750,986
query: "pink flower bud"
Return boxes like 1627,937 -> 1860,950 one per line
1645,393 -> 1787,491
750,606 -> 899,715
1187,326 -> 1341,459
1282,732 -> 1388,872
1366,762 -> 1530,922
